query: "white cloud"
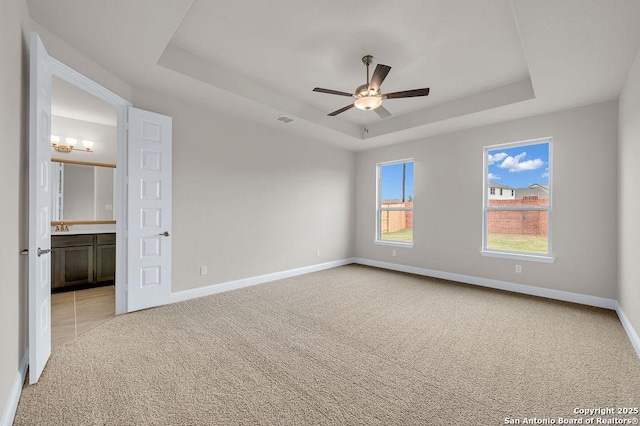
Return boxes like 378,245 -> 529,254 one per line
488,173 -> 501,181
541,167 -> 549,178
498,152 -> 544,172
487,152 -> 507,165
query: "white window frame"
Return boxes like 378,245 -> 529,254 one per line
375,159 -> 414,248
481,137 -> 554,263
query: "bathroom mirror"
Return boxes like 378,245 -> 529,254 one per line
51,159 -> 116,223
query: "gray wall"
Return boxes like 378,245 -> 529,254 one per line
0,0 -> 29,417
132,89 -> 356,292
355,101 -> 619,299
619,49 -> 640,334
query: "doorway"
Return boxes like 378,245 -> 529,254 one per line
30,31 -> 173,383
50,75 -> 119,348
49,56 -> 131,316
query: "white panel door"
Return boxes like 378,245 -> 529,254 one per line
127,107 -> 172,312
28,32 -> 52,384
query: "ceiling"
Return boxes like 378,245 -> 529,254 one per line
27,0 -> 640,151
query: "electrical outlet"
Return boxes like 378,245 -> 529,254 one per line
200,266 -> 208,276
515,265 -> 522,273
316,250 -> 320,257
392,249 -> 397,257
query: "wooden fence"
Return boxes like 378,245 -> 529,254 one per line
380,202 -> 413,234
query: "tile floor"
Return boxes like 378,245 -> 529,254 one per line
51,285 -> 116,348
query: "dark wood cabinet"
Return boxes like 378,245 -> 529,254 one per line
96,235 -> 116,283
51,233 -> 115,291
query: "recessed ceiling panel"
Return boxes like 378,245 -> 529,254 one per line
169,0 -> 529,125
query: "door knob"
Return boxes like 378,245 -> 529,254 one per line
37,248 -> 51,257
159,231 -> 170,237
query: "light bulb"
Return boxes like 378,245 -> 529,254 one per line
354,95 -> 383,111
82,140 -> 94,151
65,138 -> 77,148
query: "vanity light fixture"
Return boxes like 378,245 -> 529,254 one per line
51,135 -> 94,153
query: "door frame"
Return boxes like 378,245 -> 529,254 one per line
50,57 -> 131,314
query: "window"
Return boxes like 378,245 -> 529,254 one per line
499,188 -> 503,196
490,188 -> 495,195
377,160 -> 414,245
483,139 -> 551,259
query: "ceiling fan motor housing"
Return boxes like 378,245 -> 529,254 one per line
312,54 -> 430,116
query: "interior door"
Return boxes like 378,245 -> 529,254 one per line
127,107 -> 172,311
28,32 -> 53,384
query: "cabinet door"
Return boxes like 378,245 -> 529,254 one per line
60,246 -> 94,287
96,244 -> 116,283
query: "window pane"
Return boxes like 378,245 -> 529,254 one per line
379,161 -> 414,243
380,162 -> 414,204
487,210 -> 548,253
486,141 -> 550,254
487,142 -> 549,203
379,209 -> 413,242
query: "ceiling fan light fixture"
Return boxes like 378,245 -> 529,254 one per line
354,95 -> 382,111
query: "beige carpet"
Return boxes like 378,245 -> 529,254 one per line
14,265 -> 640,425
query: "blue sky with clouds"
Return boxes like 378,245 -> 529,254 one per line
487,142 -> 549,188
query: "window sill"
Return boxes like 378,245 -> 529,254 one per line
375,240 -> 414,248
480,250 -> 555,264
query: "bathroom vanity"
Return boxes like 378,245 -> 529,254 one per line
50,158 -> 117,292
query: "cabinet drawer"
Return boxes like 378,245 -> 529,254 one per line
52,234 -> 94,248
96,233 -> 116,245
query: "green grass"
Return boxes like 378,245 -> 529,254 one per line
487,233 -> 548,254
380,228 -> 413,242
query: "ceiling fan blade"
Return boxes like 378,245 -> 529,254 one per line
328,104 -> 355,116
374,105 -> 392,119
384,88 -> 430,99
368,64 -> 391,92
313,87 -> 354,97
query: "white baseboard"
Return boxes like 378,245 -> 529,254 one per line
354,258 -> 640,358
169,256 -> 639,360
171,258 -> 356,304
353,258 -> 618,310
1,351 -> 28,426
615,304 -> 640,359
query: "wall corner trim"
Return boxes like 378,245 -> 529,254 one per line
170,258 -> 357,304
615,304 -> 640,359
1,351 -> 28,426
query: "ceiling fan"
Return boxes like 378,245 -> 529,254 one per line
313,55 -> 430,119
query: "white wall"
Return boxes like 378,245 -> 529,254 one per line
132,89 -> 356,292
0,0 -> 29,421
0,9 -> 133,423
63,164 -> 95,220
356,101 -> 619,299
94,166 -> 115,221
51,115 -> 117,164
488,186 -> 516,200
619,49 -> 640,336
